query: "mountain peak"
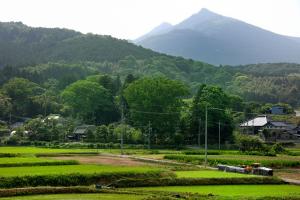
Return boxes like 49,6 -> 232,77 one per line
135,22 -> 173,42
175,8 -> 225,30
198,8 -> 218,15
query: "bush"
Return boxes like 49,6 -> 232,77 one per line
0,170 -> 172,188
0,160 -> 79,167
234,133 -> 265,152
271,143 -> 287,154
184,150 -> 221,155
0,153 -> 19,158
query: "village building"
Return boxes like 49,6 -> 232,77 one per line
68,125 -> 96,141
270,106 -> 285,115
240,115 -> 300,142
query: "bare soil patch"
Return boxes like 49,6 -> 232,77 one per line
275,168 -> 300,181
51,155 -> 151,166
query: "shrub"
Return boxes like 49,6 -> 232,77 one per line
184,150 -> 221,155
0,160 -> 79,167
0,170 -> 172,188
234,133 -> 265,152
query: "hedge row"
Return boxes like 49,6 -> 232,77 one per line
112,177 -> 285,188
0,186 -> 205,200
0,153 -> 19,158
0,160 -> 79,167
0,170 -> 172,188
164,155 -> 300,168
0,186 -> 100,197
184,150 -> 221,155
35,152 -> 100,157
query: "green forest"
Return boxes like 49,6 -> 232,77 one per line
0,22 -> 299,146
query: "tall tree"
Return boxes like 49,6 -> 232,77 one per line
123,77 -> 189,144
189,84 -> 234,145
2,78 -> 43,117
61,80 -> 119,124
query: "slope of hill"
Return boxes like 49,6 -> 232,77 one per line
0,22 -> 159,68
0,21 -> 299,106
136,8 -> 300,65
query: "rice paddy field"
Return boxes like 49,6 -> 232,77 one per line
0,164 -> 159,177
0,194 -> 147,200
175,170 -> 256,178
0,147 -> 98,154
0,146 -> 299,199
132,185 -> 300,197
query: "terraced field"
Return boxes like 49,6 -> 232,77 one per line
133,185 -> 300,197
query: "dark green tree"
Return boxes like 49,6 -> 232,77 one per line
189,84 -> 234,145
123,77 -> 189,144
2,78 -> 43,117
61,80 -> 119,124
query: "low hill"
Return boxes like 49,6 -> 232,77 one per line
0,22 -> 158,68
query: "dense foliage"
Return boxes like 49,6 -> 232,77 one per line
123,77 -> 189,144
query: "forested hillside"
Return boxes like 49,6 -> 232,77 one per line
0,22 -> 158,68
0,22 -> 299,107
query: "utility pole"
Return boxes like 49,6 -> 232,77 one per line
120,103 -> 124,155
218,121 -> 221,150
205,105 -> 208,168
198,118 -> 201,148
148,121 -> 151,149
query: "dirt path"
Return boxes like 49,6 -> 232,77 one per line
51,155 -> 150,166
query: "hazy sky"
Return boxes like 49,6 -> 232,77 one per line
0,0 -> 300,39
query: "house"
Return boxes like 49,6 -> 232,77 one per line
68,125 -> 96,141
262,121 -> 298,142
240,115 -> 268,134
240,116 -> 300,142
43,114 -> 66,126
270,106 -> 284,115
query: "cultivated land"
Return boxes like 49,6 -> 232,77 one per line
0,146 -> 299,200
0,147 -> 97,154
175,170 -> 256,178
133,185 -> 300,197
0,165 -> 159,177
0,193 -> 147,200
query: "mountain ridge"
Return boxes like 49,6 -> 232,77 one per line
136,8 -> 300,65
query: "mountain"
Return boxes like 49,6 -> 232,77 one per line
136,8 -> 300,65
0,22 -> 159,68
0,21 -> 300,106
135,22 -> 173,43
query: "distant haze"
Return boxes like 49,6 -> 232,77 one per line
0,0 -> 300,39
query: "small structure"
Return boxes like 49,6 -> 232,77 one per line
43,114 -> 66,126
270,106 -> 284,115
240,116 -> 300,142
240,115 -> 268,134
68,125 -> 96,141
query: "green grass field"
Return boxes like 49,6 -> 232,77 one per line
134,185 -> 300,197
0,164 -> 160,177
0,147 -> 98,154
175,170 -> 256,178
0,157 -> 63,164
0,193 -> 146,200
